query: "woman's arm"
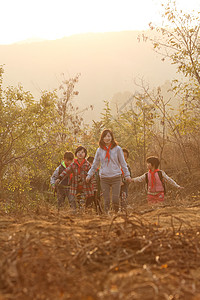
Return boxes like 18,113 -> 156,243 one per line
50,166 -> 59,186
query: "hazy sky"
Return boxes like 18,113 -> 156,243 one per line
1,0 -> 199,44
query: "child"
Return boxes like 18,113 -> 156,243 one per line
50,151 -> 74,210
55,146 -> 94,213
87,156 -> 102,214
131,156 -> 183,205
120,148 -> 132,211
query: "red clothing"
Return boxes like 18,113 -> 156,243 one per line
147,192 -> 164,204
147,170 -> 164,194
104,144 -> 112,164
58,160 -> 94,197
147,170 -> 165,204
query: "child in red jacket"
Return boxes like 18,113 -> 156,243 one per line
55,146 -> 94,213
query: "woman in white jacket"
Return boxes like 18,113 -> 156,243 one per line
86,129 -> 132,214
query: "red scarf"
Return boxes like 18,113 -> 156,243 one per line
74,159 -> 85,174
104,144 -> 112,164
149,169 -> 159,188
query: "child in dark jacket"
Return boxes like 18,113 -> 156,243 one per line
50,151 -> 74,209
131,156 -> 183,205
55,146 -> 94,213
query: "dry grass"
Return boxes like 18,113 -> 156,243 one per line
1,194 -> 200,300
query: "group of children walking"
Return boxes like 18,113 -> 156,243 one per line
51,129 -> 183,214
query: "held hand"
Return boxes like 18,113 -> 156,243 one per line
86,176 -> 90,183
178,186 -> 184,190
55,179 -> 61,186
126,176 -> 132,183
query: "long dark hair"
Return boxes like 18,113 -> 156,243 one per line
99,129 -> 117,149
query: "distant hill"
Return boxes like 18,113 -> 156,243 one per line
16,38 -> 48,44
0,31 -> 178,122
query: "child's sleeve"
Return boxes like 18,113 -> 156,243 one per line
161,170 -> 181,188
132,173 -> 146,183
90,174 -> 98,191
58,165 -> 73,180
50,167 -> 60,186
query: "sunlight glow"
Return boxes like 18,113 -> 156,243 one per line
0,0 -> 199,44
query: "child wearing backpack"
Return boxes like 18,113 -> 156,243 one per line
50,151 -> 74,210
55,146 -> 94,213
131,156 -> 183,204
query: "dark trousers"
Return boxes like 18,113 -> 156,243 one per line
57,188 -> 75,209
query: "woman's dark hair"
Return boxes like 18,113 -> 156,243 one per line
99,129 -> 117,149
75,146 -> 87,157
64,151 -> 74,161
146,156 -> 160,169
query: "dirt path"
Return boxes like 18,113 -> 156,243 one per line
1,202 -> 200,299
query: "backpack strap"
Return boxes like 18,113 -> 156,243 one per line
157,170 -> 166,194
145,172 -> 148,193
145,172 -> 148,184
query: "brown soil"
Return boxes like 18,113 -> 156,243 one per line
1,194 -> 200,300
